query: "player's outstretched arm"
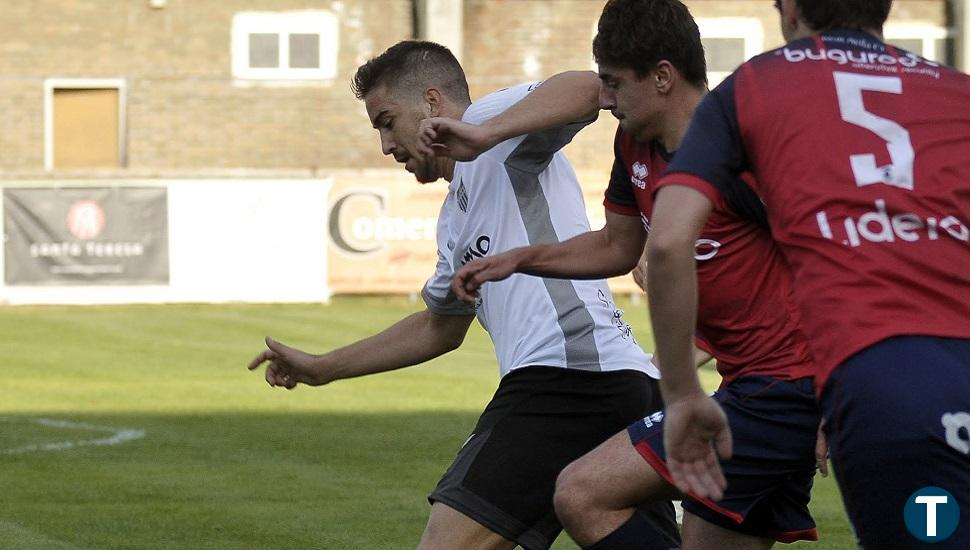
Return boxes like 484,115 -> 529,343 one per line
416,70 -> 600,161
646,185 -> 732,499
631,244 -> 650,292
247,310 -> 475,389
452,210 -> 645,303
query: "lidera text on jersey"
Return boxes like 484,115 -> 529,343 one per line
815,199 -> 969,247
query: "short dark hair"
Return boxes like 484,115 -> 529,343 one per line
593,0 -> 707,88
351,40 -> 471,103
794,0 -> 892,32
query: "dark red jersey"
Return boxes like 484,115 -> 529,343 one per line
660,30 -> 970,389
604,127 -> 814,385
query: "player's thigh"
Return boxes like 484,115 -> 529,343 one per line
418,502 -> 517,550
557,429 -> 680,509
681,512 -> 773,550
431,367 -> 662,550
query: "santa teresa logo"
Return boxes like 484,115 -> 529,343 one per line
631,162 -> 648,189
67,200 -> 105,240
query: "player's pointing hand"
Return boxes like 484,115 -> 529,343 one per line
247,337 -> 327,389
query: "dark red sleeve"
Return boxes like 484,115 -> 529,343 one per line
604,128 -> 640,216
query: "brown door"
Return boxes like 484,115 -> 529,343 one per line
53,88 -> 120,169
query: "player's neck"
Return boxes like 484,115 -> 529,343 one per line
442,101 -> 470,123
659,86 -> 706,153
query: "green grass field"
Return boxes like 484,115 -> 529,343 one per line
0,297 -> 855,549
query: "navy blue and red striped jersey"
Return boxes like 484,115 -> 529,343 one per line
604,127 -> 814,385
659,30 -> 970,389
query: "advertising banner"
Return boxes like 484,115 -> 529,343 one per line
327,173 -> 446,294
326,171 -> 642,296
4,187 -> 169,285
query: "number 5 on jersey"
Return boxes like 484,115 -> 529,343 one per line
834,71 -> 915,190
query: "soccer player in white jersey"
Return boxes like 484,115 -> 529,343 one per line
247,41 -> 679,550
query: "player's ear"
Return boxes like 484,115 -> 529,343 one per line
781,0 -> 806,37
423,88 -> 443,117
654,61 -> 673,95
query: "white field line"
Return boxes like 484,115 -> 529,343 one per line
0,417 -> 145,455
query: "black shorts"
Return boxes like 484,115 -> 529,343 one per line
428,366 -> 677,550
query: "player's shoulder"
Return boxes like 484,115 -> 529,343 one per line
462,81 -> 541,125
726,35 -> 814,83
457,82 -> 545,168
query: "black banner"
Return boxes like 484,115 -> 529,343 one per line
4,187 -> 169,285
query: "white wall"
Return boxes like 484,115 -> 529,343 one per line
418,0 -> 463,62
0,179 -> 332,305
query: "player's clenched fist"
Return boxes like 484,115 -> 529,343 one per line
451,252 -> 522,304
416,117 -> 499,161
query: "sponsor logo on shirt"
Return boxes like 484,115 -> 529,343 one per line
782,46 -> 936,68
598,289 -> 636,342
781,45 -> 940,79
694,239 -> 722,261
642,215 -> 723,261
631,162 -> 648,189
460,235 -> 491,266
815,199 -> 969,247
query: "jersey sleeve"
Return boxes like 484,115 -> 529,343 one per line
604,129 -> 640,216
467,82 -> 597,172
657,73 -> 747,203
422,249 -> 477,316
505,118 -> 594,175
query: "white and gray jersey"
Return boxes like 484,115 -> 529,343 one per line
422,82 -> 659,380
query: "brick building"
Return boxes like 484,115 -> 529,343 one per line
0,0 -> 959,177
0,0 -> 962,301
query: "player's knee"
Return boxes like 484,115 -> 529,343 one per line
554,459 -> 598,528
420,503 -> 516,550
417,512 -> 448,549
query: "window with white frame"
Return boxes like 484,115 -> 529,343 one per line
231,11 -> 338,81
885,23 -> 951,64
696,18 -> 765,88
